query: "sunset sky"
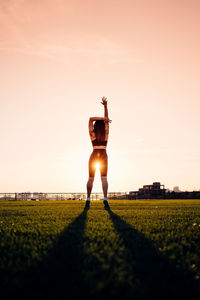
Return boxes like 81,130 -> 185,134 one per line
0,0 -> 200,193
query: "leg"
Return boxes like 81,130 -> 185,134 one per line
100,151 -> 110,209
101,176 -> 108,198
101,176 -> 110,209
100,151 -> 108,199
86,151 -> 96,207
87,176 -> 94,199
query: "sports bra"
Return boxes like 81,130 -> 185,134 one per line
92,139 -> 107,149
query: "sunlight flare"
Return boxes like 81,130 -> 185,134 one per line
95,162 -> 100,170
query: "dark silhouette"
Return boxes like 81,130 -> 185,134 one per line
86,97 -> 112,210
4,209 -> 88,300
107,209 -> 200,299
3,208 -> 200,300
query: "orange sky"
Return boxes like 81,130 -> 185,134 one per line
0,0 -> 200,192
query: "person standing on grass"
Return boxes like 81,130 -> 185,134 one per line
85,97 -> 112,209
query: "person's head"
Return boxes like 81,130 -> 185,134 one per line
94,120 -> 105,143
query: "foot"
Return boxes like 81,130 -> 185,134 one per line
103,200 -> 110,210
85,200 -> 90,209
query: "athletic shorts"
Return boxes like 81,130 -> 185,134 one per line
88,149 -> 108,177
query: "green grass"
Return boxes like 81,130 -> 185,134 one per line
0,199 -> 200,299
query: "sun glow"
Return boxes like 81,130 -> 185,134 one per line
93,161 -> 102,191
95,162 -> 100,170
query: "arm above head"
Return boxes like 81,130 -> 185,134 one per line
89,117 -> 106,122
101,96 -> 112,140
101,96 -> 108,119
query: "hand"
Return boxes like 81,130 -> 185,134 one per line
101,96 -> 108,106
104,117 -> 112,123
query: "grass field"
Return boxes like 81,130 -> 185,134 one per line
0,199 -> 200,299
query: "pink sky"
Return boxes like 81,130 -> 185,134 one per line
0,0 -> 200,192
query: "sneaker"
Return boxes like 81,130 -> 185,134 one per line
103,200 -> 110,210
85,200 -> 90,209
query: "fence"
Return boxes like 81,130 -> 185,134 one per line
0,192 -> 128,201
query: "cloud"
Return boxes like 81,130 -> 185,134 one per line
0,1 -> 144,65
0,36 -> 143,67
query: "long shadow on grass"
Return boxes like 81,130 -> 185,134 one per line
108,209 -> 200,299
6,208 -> 88,300
5,207 -> 200,300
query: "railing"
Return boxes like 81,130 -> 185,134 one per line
0,192 -> 128,201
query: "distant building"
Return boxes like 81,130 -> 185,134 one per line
129,182 -> 166,199
173,186 -> 182,193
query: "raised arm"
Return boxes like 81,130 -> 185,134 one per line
101,97 -> 111,141
90,117 -> 106,122
101,97 -> 108,119
89,97 -> 111,142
